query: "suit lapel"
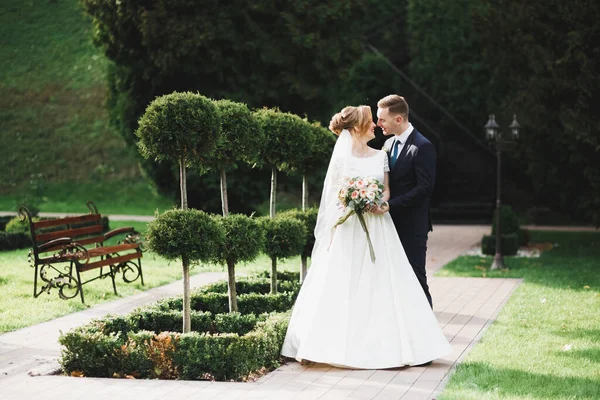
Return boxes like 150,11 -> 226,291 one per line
392,131 -> 415,170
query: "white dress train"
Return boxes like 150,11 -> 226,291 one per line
281,150 -> 451,368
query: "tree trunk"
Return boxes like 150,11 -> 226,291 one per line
301,255 -> 308,283
302,174 -> 308,211
227,259 -> 238,312
182,256 -> 191,333
270,166 -> 277,218
270,257 -> 278,294
220,168 -> 229,216
180,157 -> 188,210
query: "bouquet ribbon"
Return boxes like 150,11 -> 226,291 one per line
330,210 -> 376,263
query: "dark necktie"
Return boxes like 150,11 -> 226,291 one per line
390,140 -> 402,168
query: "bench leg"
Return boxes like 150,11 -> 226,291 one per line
33,264 -> 39,298
138,258 -> 145,286
75,265 -> 85,304
110,265 -> 118,296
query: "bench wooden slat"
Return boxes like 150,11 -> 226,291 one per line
80,252 -> 143,272
38,245 -> 139,264
33,214 -> 101,229
87,243 -> 139,257
73,236 -> 105,246
36,225 -> 103,243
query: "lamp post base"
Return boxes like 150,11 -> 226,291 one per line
490,253 -> 506,270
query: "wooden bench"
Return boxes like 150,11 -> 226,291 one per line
19,201 -> 144,304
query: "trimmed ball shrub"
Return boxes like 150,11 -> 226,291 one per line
146,208 -> 225,333
259,216 -> 306,293
211,214 -> 265,312
136,91 -> 221,209
279,207 -> 319,281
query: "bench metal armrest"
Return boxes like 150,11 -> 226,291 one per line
104,227 -> 137,241
38,237 -> 72,252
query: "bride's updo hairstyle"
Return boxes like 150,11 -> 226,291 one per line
329,105 -> 372,136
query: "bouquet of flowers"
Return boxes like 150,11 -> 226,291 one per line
331,176 -> 385,262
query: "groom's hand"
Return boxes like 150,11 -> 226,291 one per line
371,202 -> 389,215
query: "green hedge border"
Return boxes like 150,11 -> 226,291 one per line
59,272 -> 300,381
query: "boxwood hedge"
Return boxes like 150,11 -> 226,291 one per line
59,272 -> 300,381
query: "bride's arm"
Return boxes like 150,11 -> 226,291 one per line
382,172 -> 390,202
372,172 -> 390,214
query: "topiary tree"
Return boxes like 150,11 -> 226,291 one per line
136,91 -> 221,209
259,216 -> 306,294
204,100 -> 264,216
298,121 -> 336,210
279,208 -> 319,282
253,108 -> 311,218
146,209 -> 224,333
211,214 -> 265,312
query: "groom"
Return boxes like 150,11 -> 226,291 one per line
370,95 -> 437,308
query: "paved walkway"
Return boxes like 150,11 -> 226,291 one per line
0,225 -> 522,399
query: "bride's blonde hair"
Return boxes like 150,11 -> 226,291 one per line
329,105 -> 372,136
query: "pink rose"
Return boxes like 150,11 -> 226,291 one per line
351,191 -> 359,199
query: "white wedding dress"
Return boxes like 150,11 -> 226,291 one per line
281,137 -> 451,369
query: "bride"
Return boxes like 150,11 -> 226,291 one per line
281,105 -> 451,369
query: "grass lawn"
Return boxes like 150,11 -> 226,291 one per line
0,181 -> 176,216
0,220 -> 302,334
436,231 -> 600,400
0,1 -> 174,214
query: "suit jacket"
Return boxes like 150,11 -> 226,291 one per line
371,129 -> 437,238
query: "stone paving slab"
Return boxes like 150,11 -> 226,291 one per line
0,225 -> 524,400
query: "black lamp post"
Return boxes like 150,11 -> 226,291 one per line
484,114 -> 521,270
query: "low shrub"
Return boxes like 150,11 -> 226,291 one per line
0,216 -> 12,231
199,277 -> 300,295
491,205 -> 520,236
173,311 -> 290,381
5,216 -> 35,235
59,311 -> 291,381
0,231 -> 31,251
59,270 -> 298,381
254,270 -> 300,282
481,233 -> 519,256
59,329 -> 126,377
518,228 -> 531,246
157,291 -> 297,315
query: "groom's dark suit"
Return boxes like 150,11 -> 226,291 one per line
369,128 -> 437,308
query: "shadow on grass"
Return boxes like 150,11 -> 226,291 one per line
446,361 -> 600,399
557,348 -> 600,364
553,328 -> 600,341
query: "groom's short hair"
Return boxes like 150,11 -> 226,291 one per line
378,95 -> 409,119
